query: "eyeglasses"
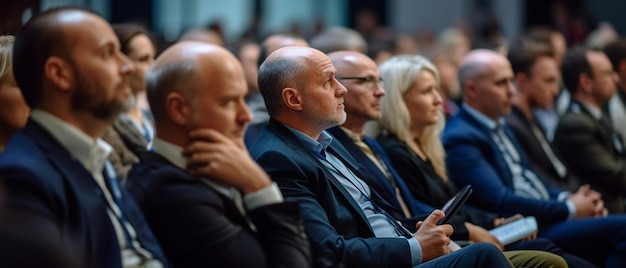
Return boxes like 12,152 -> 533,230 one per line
338,76 -> 383,89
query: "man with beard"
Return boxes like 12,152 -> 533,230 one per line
0,7 -> 166,268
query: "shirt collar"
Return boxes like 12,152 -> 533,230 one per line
579,101 -> 603,120
152,138 -> 186,170
285,126 -> 333,156
462,103 -> 505,131
30,109 -> 111,174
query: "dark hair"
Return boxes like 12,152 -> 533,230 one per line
112,23 -> 155,55
603,39 -> 626,72
561,46 -> 592,94
257,56 -> 303,116
13,6 -> 98,108
507,37 -> 555,75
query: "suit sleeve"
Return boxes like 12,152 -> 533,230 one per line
0,167 -> 82,263
553,115 -> 626,194
141,175 -> 310,268
443,130 -> 570,225
255,150 -> 413,268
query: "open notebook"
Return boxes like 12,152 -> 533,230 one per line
489,216 -> 538,246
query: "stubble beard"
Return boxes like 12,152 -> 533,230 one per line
71,72 -> 133,121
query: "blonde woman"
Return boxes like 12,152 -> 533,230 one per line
373,54 -> 593,267
0,35 -> 29,151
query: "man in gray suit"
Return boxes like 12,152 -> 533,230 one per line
553,46 -> 626,213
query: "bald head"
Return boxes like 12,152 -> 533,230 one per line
13,7 -> 100,108
458,49 -> 516,119
257,34 -> 309,67
258,46 -> 320,116
328,50 -> 373,76
458,49 -> 507,88
329,51 -> 384,130
258,46 -> 346,136
147,41 -> 244,124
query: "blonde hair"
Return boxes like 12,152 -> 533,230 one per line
0,35 -> 15,83
375,54 -> 448,180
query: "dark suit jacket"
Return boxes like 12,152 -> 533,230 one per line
553,101 -> 626,213
505,106 -> 582,192
126,151 -> 311,268
250,120 -> 413,268
442,107 -> 570,225
326,127 -> 432,218
0,120 -> 166,268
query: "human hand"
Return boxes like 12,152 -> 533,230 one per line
588,189 -> 608,217
184,128 -> 271,194
414,210 -> 454,262
568,185 -> 602,218
493,214 -> 523,227
465,222 -> 504,251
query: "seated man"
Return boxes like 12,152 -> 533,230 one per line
126,42 -> 311,267
443,48 -> 626,267
328,50 -> 588,268
505,37 -> 582,192
0,7 -> 165,267
250,46 -> 513,267
553,46 -> 626,213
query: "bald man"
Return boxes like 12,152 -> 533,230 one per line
125,41 -> 310,267
0,7 -> 166,268
328,50 -> 581,268
443,49 -> 626,267
250,46 -> 512,268
244,33 -> 310,145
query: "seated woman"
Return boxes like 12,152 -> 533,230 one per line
0,35 -> 29,152
371,54 -> 595,267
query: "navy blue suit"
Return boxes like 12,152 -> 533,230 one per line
0,121 -> 166,268
443,106 -> 626,267
250,119 -> 512,268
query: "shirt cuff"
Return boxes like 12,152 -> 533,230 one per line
243,182 -> 284,210
407,237 -> 423,266
557,191 -> 571,202
564,199 -> 576,220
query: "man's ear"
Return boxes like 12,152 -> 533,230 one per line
166,91 -> 191,126
514,72 -> 529,93
579,72 -> 593,94
44,56 -> 73,91
463,80 -> 477,99
282,87 -> 303,111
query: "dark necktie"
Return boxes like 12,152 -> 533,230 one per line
104,161 -> 134,246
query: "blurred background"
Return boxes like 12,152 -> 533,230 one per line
1,0 -> 624,55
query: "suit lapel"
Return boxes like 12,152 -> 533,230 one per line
458,108 -> 516,186
266,121 -> 375,233
327,127 -> 399,206
22,121 -> 120,263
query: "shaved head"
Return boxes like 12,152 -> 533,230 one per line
147,41 -> 243,124
458,49 -> 516,119
458,49 -> 507,89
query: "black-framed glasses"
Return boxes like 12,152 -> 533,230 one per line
338,76 -> 383,89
